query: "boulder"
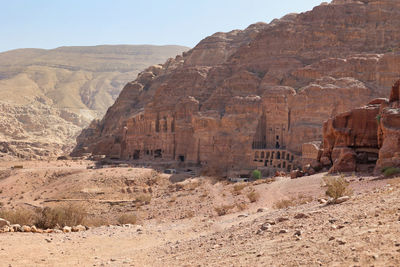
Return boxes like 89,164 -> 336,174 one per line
330,147 -> 357,173
71,225 -> 86,232
62,226 -> 72,233
290,170 -> 304,179
21,225 -> 32,232
0,218 -> 10,228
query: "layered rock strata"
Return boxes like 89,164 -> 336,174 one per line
74,0 -> 400,174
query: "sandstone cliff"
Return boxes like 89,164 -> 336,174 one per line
0,45 -> 189,159
73,0 -> 400,174
321,80 -> 400,173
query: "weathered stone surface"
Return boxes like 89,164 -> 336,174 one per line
0,218 -> 10,228
321,79 -> 400,172
73,0 -> 400,174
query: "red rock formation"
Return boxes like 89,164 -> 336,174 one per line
321,80 -> 400,173
73,0 -> 400,174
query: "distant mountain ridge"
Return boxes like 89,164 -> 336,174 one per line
0,44 -> 189,159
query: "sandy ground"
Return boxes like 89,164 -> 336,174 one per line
0,160 -> 399,266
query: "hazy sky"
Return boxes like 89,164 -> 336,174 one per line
0,0 -> 326,52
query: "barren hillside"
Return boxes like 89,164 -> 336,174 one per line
0,160 -> 399,266
0,45 -> 189,159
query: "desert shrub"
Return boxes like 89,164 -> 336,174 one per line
382,167 -> 400,177
214,204 -> 234,216
84,216 -> 112,227
117,213 -> 137,225
135,194 -> 152,204
236,202 -> 248,211
247,191 -> 260,203
0,208 -> 37,225
232,183 -> 247,195
35,204 -> 87,229
252,170 -> 262,180
273,199 -> 295,209
273,195 -> 313,209
145,170 -> 161,186
323,175 -> 352,200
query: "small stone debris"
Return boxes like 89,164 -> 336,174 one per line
71,225 -> 86,232
277,217 -> 289,223
260,223 -> 271,231
45,238 -> 52,243
294,213 -> 309,219
279,229 -> 288,234
329,236 -> 335,241
294,230 -> 302,236
337,239 -> 346,245
257,208 -> 268,213
264,219 -> 276,225
329,219 -> 338,224
318,198 -> 327,204
238,214 -> 248,218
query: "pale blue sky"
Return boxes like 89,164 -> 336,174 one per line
0,0 -> 326,52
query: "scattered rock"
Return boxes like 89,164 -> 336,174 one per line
71,225 -> 86,232
294,213 -> 309,219
63,226 -> 72,233
277,217 -> 289,223
260,223 -> 271,231
0,218 -> 10,228
337,239 -> 346,245
10,224 -> 21,232
264,219 -> 276,225
238,214 -> 248,218
279,229 -> 288,234
335,196 -> 350,204
318,198 -> 327,204
21,225 -> 31,232
294,230 -> 302,236
257,208 -> 268,213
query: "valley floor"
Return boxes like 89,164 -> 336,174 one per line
0,161 -> 399,266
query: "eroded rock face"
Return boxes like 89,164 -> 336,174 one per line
321,80 -> 400,173
74,0 -> 400,173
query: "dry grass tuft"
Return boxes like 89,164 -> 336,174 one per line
232,183 -> 247,195
135,194 -> 152,204
236,202 -> 248,211
0,208 -> 37,225
273,194 -> 313,209
117,213 -> 137,225
247,191 -> 260,203
214,204 -> 235,216
35,204 -> 87,229
323,175 -> 352,200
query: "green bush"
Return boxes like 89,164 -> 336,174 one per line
322,175 -> 352,200
382,167 -> 400,177
252,170 -> 262,180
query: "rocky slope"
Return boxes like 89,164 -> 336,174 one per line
0,45 -> 189,159
74,0 -> 400,175
0,160 -> 399,266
